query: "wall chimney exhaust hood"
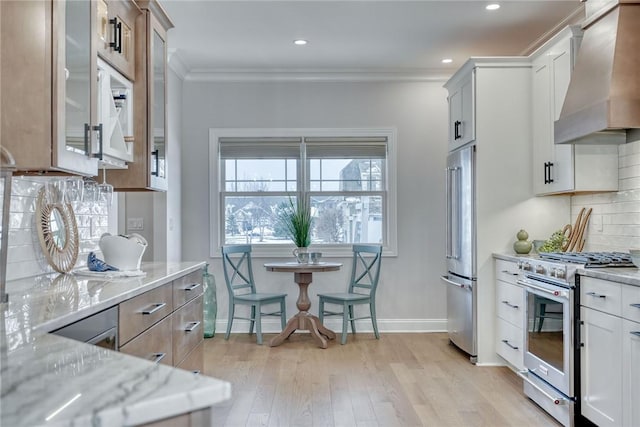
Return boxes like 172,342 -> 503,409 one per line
555,1 -> 640,145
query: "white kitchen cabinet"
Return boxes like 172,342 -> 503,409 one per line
623,318 -> 640,427
580,305 -> 622,427
494,258 -> 525,370
530,26 -> 618,195
446,71 -> 475,151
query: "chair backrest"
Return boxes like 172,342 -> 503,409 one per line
348,244 -> 383,296
221,245 -> 257,297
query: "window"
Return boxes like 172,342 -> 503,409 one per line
210,128 -> 397,257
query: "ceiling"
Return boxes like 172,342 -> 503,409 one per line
161,0 -> 584,80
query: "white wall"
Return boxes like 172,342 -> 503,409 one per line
118,66 -> 184,262
181,79 -> 450,332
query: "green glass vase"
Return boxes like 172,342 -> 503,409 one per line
203,263 -> 217,338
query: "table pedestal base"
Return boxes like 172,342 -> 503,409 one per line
269,311 -> 336,348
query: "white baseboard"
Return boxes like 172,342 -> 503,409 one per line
215,318 -> 447,334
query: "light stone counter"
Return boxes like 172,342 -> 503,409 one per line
577,267 -> 640,287
492,253 -> 540,263
0,262 -> 231,426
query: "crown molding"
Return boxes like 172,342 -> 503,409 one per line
167,49 -> 188,80
183,68 -> 452,83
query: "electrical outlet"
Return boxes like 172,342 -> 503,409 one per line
127,217 -> 144,231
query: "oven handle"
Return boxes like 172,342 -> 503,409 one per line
517,371 -> 568,406
516,279 -> 569,299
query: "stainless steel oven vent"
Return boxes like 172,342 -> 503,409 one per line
555,2 -> 640,145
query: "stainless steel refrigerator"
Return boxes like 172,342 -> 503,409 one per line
441,144 -> 477,363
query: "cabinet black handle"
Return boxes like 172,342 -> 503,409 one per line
548,162 -> 554,183
151,149 -> 159,176
84,123 -> 90,155
109,18 -> 121,53
92,124 -> 103,160
454,120 -> 462,140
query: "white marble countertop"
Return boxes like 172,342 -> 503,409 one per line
1,262 -> 231,426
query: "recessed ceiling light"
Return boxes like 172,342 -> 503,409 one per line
442,58 -> 453,64
293,39 -> 308,46
486,3 -> 500,10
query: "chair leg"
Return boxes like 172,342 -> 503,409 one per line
249,306 -> 256,335
225,303 -> 235,340
341,302 -> 349,345
370,302 -> 380,340
280,299 -> 286,331
348,305 -> 356,334
319,298 -> 325,323
255,303 -> 263,345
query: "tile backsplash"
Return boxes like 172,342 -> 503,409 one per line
1,176 -> 112,281
572,134 -> 640,252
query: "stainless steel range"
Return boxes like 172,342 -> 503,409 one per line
515,252 -> 634,427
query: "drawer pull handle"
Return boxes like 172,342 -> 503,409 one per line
185,283 -> 201,291
631,303 -> 640,309
501,339 -> 518,350
631,331 -> 640,338
151,353 -> 166,364
501,300 -> 519,309
586,291 -> 606,299
501,270 -> 518,276
142,302 -> 167,315
185,321 -> 201,332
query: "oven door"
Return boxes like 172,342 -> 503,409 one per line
518,277 -> 573,397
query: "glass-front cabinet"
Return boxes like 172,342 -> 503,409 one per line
1,0 -> 138,176
107,0 -> 173,191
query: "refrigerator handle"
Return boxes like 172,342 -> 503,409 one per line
445,166 -> 461,260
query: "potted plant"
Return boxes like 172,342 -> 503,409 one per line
278,197 -> 313,261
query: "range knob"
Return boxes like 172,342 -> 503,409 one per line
552,268 -> 566,279
522,262 -> 532,271
535,264 -> 546,274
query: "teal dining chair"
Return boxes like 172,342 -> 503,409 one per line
317,244 -> 383,344
221,245 -> 287,345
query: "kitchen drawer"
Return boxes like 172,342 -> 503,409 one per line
119,282 -> 173,345
622,284 -> 640,323
173,269 -> 203,309
176,341 -> 204,374
172,294 -> 204,365
119,315 -> 173,366
495,259 -> 520,285
581,277 -> 621,316
496,317 -> 524,370
496,281 -> 525,328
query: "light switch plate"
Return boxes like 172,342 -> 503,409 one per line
127,217 -> 144,231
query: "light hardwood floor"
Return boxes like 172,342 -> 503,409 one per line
203,332 -> 560,427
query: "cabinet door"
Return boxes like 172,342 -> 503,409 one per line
448,71 -> 474,151
549,48 -> 575,193
97,0 -> 139,81
149,17 -> 168,191
623,319 -> 640,427
581,306 -> 623,427
532,56 -> 553,195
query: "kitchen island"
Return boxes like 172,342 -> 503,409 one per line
0,262 -> 231,426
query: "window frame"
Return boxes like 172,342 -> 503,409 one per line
209,128 -> 398,258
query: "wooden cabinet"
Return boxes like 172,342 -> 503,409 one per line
530,26 -> 618,195
97,0 -> 140,81
118,267 -> 204,372
494,258 -> 525,370
106,0 -> 173,191
446,71 -> 475,151
1,0 -> 98,176
1,0 -> 138,176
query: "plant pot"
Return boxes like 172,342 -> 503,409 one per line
293,247 -> 309,263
